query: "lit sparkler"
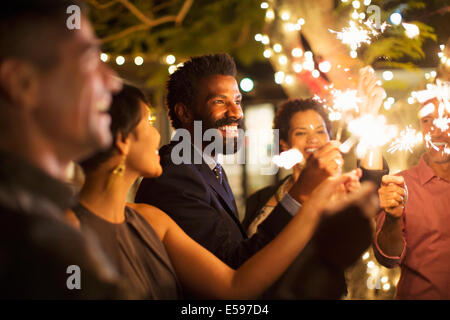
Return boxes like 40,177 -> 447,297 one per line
387,125 -> 418,154
329,19 -> 388,57
347,115 -> 398,158
272,148 -> 304,169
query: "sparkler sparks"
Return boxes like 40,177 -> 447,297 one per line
330,21 -> 371,52
347,115 -> 398,158
329,19 -> 388,57
387,126 -> 418,154
424,133 -> 440,151
330,88 -> 361,114
272,148 -> 304,169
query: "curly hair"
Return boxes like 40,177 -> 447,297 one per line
274,98 -> 332,143
166,53 -> 237,129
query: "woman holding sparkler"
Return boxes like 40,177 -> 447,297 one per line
242,67 -> 388,299
244,67 -> 387,236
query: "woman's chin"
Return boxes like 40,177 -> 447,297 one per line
143,166 -> 163,178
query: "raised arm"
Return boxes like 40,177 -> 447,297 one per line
135,173 -> 376,299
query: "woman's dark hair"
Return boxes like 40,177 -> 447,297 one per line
274,98 -> 332,144
80,83 -> 149,173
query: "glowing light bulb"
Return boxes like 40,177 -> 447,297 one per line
278,55 -> 288,65
260,2 -> 269,9
281,11 -> 290,21
240,78 -> 254,92
168,65 -> 177,74
273,43 -> 282,53
263,49 -> 272,58
100,53 -> 109,62
304,51 -> 313,60
293,63 -> 303,73
115,56 -> 125,65
390,12 -> 402,25
134,56 -> 144,66
266,9 -> 275,20
274,71 -> 285,84
318,61 -> 331,73
291,48 -> 303,57
284,75 -> 294,85
312,70 -> 320,78
165,54 -> 176,64
382,70 -> 394,81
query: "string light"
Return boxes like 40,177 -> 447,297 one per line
100,53 -> 109,62
115,56 -> 125,65
168,65 -> 177,74
260,2 -> 269,9
165,54 -> 176,65
382,70 -> 394,81
274,71 -> 285,84
311,69 -> 320,78
280,11 -> 291,21
263,49 -> 273,58
134,56 -> 144,66
284,74 -> 294,85
291,48 -> 303,57
266,9 -> 275,21
293,63 -> 303,73
279,55 -> 288,65
273,43 -> 282,53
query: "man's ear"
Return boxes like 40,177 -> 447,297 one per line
0,59 -> 39,111
280,139 -> 290,152
114,132 -> 131,156
174,102 -> 193,126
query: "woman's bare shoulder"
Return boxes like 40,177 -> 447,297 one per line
126,203 -> 171,238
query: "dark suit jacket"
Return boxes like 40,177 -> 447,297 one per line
135,141 -> 292,269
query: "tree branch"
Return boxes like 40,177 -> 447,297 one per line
100,24 -> 149,43
117,0 -> 154,25
85,0 -> 117,10
175,0 -> 194,25
99,0 -> 194,43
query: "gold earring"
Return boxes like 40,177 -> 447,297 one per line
112,155 -> 126,176
107,156 -> 126,191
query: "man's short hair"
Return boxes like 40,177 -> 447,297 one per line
0,0 -> 85,71
166,53 -> 237,129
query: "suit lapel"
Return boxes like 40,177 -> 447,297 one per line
194,162 -> 238,217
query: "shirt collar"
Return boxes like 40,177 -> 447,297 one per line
191,143 -> 219,171
417,154 -> 438,186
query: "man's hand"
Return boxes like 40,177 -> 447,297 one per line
289,141 -> 344,203
378,175 -> 407,218
357,66 -> 386,116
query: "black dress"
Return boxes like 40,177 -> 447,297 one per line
73,204 -> 182,299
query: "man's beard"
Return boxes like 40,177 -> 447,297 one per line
198,115 -> 244,155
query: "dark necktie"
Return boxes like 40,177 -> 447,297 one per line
213,164 -> 223,185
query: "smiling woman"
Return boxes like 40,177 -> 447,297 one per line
243,98 -> 334,237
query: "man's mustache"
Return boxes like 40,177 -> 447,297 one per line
213,117 -> 244,128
